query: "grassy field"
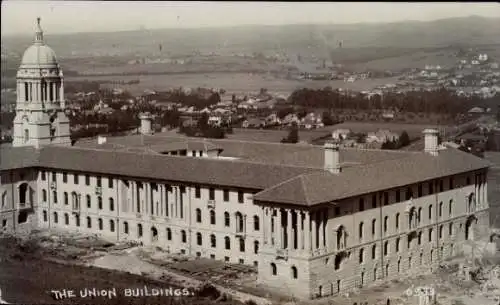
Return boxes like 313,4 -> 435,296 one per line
66,73 -> 401,95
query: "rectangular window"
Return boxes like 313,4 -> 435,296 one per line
359,198 -> 365,212
371,194 -> 376,208
41,171 -> 46,181
335,207 -> 340,216
52,172 -> 57,182
428,182 -> 434,195
108,178 -> 113,188
85,175 -> 90,186
74,174 -> 79,185
383,192 -> 389,206
238,191 -> 244,203
417,184 -> 422,197
449,177 -> 454,189
439,180 -> 444,192
63,173 -> 67,183
195,187 -> 201,198
209,188 -> 215,200
223,190 -> 229,202
96,177 -> 102,187
396,190 -> 400,202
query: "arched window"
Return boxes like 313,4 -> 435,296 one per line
396,237 -> 400,252
235,212 -> 244,233
75,215 -> 80,226
196,208 -> 202,223
151,226 -> 158,242
449,199 -> 453,216
384,216 -> 389,233
53,212 -> 58,223
395,213 -> 400,230
383,241 -> 389,256
138,223 -> 143,237
210,210 -> 216,225
337,226 -> 347,249
254,240 -> 259,254
225,236 -> 231,249
124,221 -> 129,234
181,230 -> 186,243
43,210 -> 48,222
166,228 -> 172,240
109,198 -> 114,211
53,191 -> 58,204
24,129 -> 29,143
253,215 -> 260,231
371,219 -> 376,236
42,189 -> 47,202
372,245 -> 377,259
210,234 -> 216,248
359,248 -> 364,263
197,232 -> 203,246
110,220 -> 115,232
64,213 -> 69,225
224,212 -> 230,227
86,216 -> 91,228
439,201 -> 443,218
270,263 -> 277,275
417,207 -> 422,223
428,205 -> 433,220
439,225 -> 443,239
449,222 -> 453,235
86,195 -> 91,208
359,222 -> 364,240
64,192 -> 68,205
428,228 -> 433,242
291,266 -> 298,279
98,218 -> 103,230
98,196 -> 102,210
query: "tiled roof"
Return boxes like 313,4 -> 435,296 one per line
0,136 -> 491,207
253,148 -> 491,206
0,146 -> 41,170
35,146 -> 322,190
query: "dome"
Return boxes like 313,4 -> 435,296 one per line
19,17 -> 58,68
20,44 -> 58,67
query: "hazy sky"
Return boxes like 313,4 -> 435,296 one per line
2,1 -> 500,36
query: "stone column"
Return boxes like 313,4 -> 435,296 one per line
275,209 -> 281,249
318,210 -> 324,249
305,211 -> 311,251
298,211 -> 303,250
311,211 -> 317,250
287,209 -> 293,249
60,79 -> 65,108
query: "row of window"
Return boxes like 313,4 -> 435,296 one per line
357,200 -> 455,241
43,211 -> 260,254
357,175 -> 481,212
41,171 -> 112,188
195,187 -> 245,203
41,172 -> 249,204
42,191 -> 112,211
195,209 -> 260,230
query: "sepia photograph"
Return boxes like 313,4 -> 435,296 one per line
1,1 -> 500,304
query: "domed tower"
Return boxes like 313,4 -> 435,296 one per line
13,17 -> 70,148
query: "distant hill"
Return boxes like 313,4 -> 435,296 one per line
2,16 -> 500,59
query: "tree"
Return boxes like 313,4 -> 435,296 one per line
322,111 -> 335,126
281,122 -> 299,143
197,113 -> 209,131
399,131 -> 411,147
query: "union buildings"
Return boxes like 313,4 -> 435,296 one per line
0,19 -> 493,299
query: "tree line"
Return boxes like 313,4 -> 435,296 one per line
288,87 -> 493,114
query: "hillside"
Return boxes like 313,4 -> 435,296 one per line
2,16 -> 500,60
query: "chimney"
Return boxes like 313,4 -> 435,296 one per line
324,142 -> 341,174
423,128 -> 439,156
139,112 -> 153,135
